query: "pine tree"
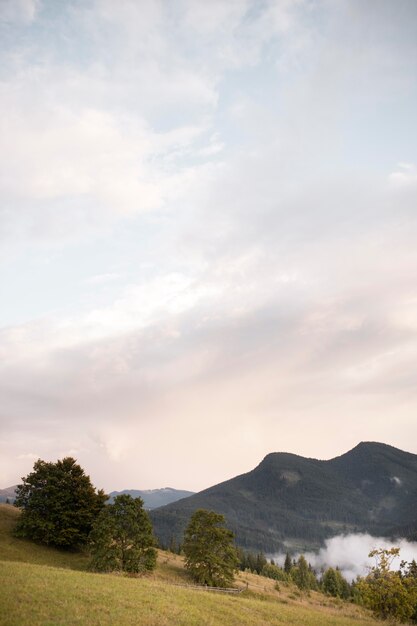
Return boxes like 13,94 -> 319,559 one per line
89,495 -> 157,573
322,567 -> 340,596
183,509 -> 239,587
284,552 -> 292,574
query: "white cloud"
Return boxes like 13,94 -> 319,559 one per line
1,0 -> 417,491
17,452 -> 39,461
84,273 -> 121,285
0,0 -> 39,23
301,534 -> 417,582
389,163 -> 417,188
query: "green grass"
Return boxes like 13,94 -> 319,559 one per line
0,505 -> 381,626
0,560 -> 379,626
0,505 -> 89,570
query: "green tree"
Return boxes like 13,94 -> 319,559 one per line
284,552 -> 292,574
322,567 -> 340,596
89,495 -> 157,573
261,562 -> 289,581
291,555 -> 318,591
183,509 -> 239,587
14,457 -> 107,549
356,548 -> 417,623
322,567 -> 350,598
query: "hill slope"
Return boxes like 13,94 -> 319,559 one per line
0,504 -> 379,626
151,442 -> 417,553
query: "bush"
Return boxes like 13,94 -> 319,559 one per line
261,562 -> 289,581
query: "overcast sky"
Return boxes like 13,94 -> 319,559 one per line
1,0 -> 417,492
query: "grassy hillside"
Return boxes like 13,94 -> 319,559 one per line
0,504 -> 89,570
0,504 -> 380,626
151,442 -> 417,552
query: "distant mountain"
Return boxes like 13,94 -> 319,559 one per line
150,442 -> 417,553
108,488 -> 194,510
0,486 -> 17,503
3,482 -> 193,509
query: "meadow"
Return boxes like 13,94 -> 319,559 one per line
0,504 -> 381,626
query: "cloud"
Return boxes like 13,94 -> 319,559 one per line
389,163 -> 417,188
300,534 -> 417,582
0,0 -> 39,23
1,0 -> 417,491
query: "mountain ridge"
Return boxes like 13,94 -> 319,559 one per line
150,441 -> 417,553
108,488 -> 194,509
0,485 -> 194,510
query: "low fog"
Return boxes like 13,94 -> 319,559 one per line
276,534 -> 417,582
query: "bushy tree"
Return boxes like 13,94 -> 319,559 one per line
322,567 -> 351,599
183,509 -> 239,587
261,562 -> 289,582
14,457 -> 107,549
291,555 -> 318,591
356,548 -> 417,623
89,495 -> 157,573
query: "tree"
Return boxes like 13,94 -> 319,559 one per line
14,457 -> 107,549
284,552 -> 292,574
183,509 -> 239,587
292,555 -> 309,590
322,567 -> 340,596
291,555 -> 318,591
261,562 -> 289,581
89,495 -> 157,573
322,567 -> 351,599
356,548 -> 417,623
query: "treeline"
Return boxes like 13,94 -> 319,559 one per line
237,549 -> 351,598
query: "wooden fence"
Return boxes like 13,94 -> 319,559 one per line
171,582 -> 246,594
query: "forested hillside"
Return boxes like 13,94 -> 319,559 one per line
151,442 -> 417,552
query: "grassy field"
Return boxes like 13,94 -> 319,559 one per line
0,504 -> 381,626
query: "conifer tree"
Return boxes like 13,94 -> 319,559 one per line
284,552 -> 292,574
322,567 -> 340,596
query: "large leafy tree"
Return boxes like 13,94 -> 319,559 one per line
183,509 -> 239,587
89,494 -> 157,573
14,457 -> 107,549
356,548 -> 417,623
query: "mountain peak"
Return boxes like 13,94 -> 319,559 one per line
151,441 -> 417,553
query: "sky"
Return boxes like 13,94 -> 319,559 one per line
1,0 -> 417,493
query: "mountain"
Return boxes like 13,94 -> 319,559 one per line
150,442 -> 417,553
0,486 -> 17,503
108,488 -> 194,509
